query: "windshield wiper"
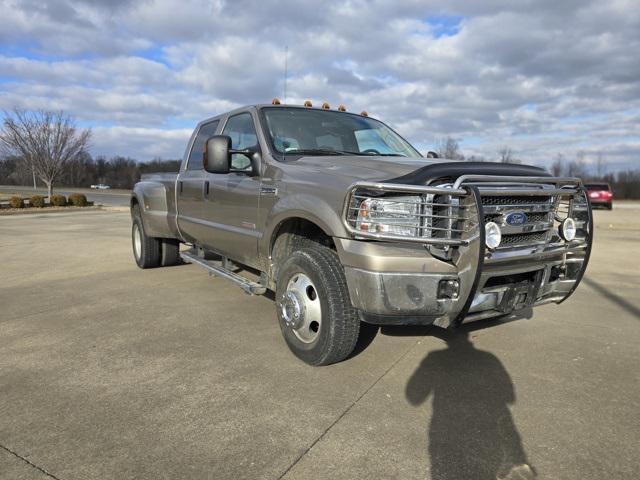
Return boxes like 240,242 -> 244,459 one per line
284,148 -> 345,156
283,148 -> 407,157
342,150 -> 408,157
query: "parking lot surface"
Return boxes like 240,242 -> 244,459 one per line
1,206 -> 639,479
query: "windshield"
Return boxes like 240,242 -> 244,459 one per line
262,107 -> 421,158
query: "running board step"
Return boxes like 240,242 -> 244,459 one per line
180,250 -> 267,295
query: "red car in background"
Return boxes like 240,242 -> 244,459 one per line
586,183 -> 613,210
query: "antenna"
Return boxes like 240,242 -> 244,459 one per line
283,45 -> 288,103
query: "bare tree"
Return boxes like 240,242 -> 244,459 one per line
596,152 -> 607,177
550,154 -> 564,176
566,151 -> 589,178
497,146 -> 521,164
436,136 -> 465,160
0,109 -> 91,199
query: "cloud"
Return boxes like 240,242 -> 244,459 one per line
0,0 -> 638,170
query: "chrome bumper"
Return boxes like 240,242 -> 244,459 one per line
345,242 -> 589,327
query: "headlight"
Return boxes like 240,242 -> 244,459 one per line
484,221 -> 502,249
355,195 -> 426,237
559,217 -> 576,241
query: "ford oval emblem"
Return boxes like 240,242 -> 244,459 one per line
505,212 -> 527,226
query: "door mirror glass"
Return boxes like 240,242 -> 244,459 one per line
204,135 -> 231,174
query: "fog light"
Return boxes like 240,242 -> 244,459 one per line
485,221 -> 502,250
559,217 -> 576,241
438,279 -> 460,299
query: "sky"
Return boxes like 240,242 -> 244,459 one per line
1,0 -> 639,172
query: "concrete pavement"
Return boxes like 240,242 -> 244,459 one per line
1,208 -> 639,479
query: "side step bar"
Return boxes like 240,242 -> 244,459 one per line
180,250 -> 267,295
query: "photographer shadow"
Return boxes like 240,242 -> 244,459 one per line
405,328 -> 536,480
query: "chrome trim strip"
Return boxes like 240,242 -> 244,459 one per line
453,175 -> 582,189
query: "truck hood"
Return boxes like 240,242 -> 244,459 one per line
294,155 -> 447,182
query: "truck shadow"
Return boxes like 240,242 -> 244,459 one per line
405,327 -> 536,480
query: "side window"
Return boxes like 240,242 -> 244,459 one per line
222,113 -> 257,170
187,120 -> 219,170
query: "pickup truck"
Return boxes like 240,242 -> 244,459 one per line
131,101 -> 593,365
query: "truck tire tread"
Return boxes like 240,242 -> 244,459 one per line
160,238 -> 182,266
276,243 -> 360,366
132,205 -> 161,269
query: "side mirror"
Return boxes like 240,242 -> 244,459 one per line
204,135 -> 232,174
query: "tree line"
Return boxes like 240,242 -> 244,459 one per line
0,153 -> 180,190
0,109 -> 179,193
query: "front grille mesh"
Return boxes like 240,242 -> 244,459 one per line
482,195 -> 552,206
481,193 -> 554,250
500,231 -> 548,247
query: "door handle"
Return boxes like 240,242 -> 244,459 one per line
203,180 -> 210,197
179,181 -> 183,193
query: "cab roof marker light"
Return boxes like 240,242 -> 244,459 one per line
360,111 -> 368,117
321,102 -> 330,109
272,98 -> 281,105
338,105 -> 347,112
304,100 -> 313,107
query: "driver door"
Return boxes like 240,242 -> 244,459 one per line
200,112 -> 262,267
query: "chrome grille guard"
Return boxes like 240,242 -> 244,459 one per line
342,173 -> 593,327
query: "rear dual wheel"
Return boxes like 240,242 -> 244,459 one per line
131,205 -> 181,268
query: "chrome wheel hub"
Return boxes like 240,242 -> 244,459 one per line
280,273 -> 321,344
133,223 -> 142,260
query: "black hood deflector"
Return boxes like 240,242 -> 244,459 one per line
386,161 -> 551,185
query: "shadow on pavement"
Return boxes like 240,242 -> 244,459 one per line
405,329 -> 536,480
582,276 -> 640,319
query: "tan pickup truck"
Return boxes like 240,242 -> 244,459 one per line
131,102 -> 593,365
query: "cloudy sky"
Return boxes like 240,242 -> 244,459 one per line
1,0 -> 639,171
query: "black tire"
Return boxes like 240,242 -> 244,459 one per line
160,238 -> 182,266
275,244 -> 360,366
606,203 -> 613,210
131,205 -> 161,269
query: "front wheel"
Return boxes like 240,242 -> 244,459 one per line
275,244 -> 360,366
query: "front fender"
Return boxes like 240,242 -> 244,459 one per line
259,193 -> 348,258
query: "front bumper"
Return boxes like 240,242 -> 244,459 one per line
344,241 -> 588,327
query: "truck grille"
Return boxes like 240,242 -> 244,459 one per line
480,193 -> 555,250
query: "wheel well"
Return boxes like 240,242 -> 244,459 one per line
270,218 -> 335,281
130,196 -> 139,213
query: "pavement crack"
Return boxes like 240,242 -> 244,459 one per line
276,336 -> 425,479
0,443 -> 62,480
